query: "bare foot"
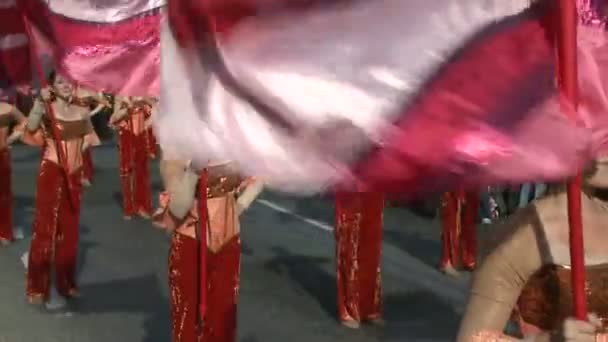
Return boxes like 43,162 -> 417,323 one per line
138,211 -> 151,219
123,215 -> 133,221
0,238 -> 11,246
341,319 -> 360,329
67,289 -> 81,299
81,178 -> 92,187
27,294 -> 44,305
21,252 -> 29,269
440,264 -> 460,277
45,286 -> 67,311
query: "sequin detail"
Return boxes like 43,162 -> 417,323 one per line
206,162 -> 242,199
335,192 -> 383,323
578,0 -> 608,28
169,233 -> 241,342
117,127 -> 151,216
168,165 -> 245,342
440,190 -> 478,270
516,264 -> 608,331
470,331 -> 515,341
26,160 -> 82,300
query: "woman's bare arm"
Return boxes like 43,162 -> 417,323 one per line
236,178 -> 264,216
457,206 -> 549,342
26,98 -> 46,132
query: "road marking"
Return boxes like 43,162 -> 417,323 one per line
256,199 -> 334,232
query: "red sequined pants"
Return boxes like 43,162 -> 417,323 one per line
0,149 -> 13,242
27,160 -> 82,300
335,192 -> 384,323
118,128 -> 152,216
169,233 -> 241,342
440,190 -> 478,270
82,148 -> 94,183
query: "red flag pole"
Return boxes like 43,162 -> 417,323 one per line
197,169 -> 208,328
19,2 -> 76,210
556,0 -> 587,320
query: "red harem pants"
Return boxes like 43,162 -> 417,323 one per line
335,192 -> 384,323
168,233 -> 241,342
27,160 -> 82,300
440,190 -> 478,270
82,148 -> 94,183
118,128 -> 152,217
0,148 -> 13,242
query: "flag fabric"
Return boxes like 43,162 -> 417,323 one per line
0,0 -> 30,99
20,0 -> 163,96
158,0 -> 606,195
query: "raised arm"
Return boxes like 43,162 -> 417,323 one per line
457,206 -> 549,341
168,167 -> 200,220
144,105 -> 156,130
26,97 -> 46,132
109,99 -> 129,126
6,105 -> 26,144
236,178 -> 264,216
88,103 -> 105,117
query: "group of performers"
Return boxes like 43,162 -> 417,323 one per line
4,0 -> 608,341
0,67 -> 604,342
0,70 -> 392,341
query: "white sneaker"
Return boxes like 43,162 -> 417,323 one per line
13,227 -> 24,240
21,252 -> 29,270
45,285 -> 67,311
482,218 -> 492,224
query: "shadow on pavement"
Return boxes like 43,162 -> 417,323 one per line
74,274 -> 170,342
76,237 -> 99,278
264,246 -> 336,319
384,290 -> 460,341
241,336 -> 261,342
10,146 -> 42,163
383,230 -> 440,269
14,196 -> 35,235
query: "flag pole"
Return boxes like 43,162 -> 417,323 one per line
556,0 -> 587,320
18,1 -> 76,210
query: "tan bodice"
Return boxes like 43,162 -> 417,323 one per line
42,117 -> 92,141
516,264 -> 608,331
40,116 -> 93,174
119,102 -> 151,136
207,162 -> 243,198
0,114 -> 12,127
164,162 -> 245,252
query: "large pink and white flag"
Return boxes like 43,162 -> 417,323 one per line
20,0 -> 163,96
0,0 -> 31,98
158,0 -> 607,195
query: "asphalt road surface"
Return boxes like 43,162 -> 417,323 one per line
0,143 -> 473,342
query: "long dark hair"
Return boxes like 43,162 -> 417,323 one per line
48,70 -> 56,84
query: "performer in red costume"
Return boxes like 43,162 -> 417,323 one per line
156,158 -> 263,342
0,99 -> 26,245
334,192 -> 384,328
110,96 -> 155,219
81,97 -> 107,187
23,72 -> 101,310
439,189 -> 479,275
146,97 -> 159,160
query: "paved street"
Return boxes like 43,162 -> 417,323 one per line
0,142 -> 471,342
